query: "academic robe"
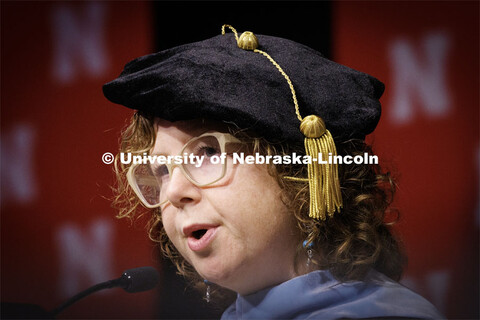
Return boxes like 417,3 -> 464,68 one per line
221,269 -> 444,319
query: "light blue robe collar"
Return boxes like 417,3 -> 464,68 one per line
221,269 -> 443,319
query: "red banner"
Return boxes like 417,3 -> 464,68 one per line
1,2 -> 157,318
333,2 -> 479,318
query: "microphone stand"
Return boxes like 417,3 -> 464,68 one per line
2,267 -> 159,319
50,278 -> 125,317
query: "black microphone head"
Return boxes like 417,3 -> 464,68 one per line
120,266 -> 160,293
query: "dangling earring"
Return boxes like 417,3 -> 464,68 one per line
204,279 -> 211,302
303,240 -> 314,268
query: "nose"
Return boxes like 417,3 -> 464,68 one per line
164,166 -> 201,208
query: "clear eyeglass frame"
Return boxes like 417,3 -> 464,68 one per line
126,131 -> 242,208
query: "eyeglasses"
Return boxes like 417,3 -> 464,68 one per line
127,132 -> 242,208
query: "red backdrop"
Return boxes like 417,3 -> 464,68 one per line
1,2 -> 157,318
333,2 -> 479,318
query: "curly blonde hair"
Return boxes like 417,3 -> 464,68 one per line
113,111 -> 405,292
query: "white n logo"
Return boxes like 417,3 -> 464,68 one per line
57,219 -> 114,297
0,124 -> 37,204
389,32 -> 451,124
51,2 -> 109,83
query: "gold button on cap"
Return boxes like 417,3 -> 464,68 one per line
300,115 -> 327,138
237,31 -> 259,50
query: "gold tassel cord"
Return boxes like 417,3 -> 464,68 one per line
252,50 -> 302,122
221,25 -> 343,220
221,25 -> 239,42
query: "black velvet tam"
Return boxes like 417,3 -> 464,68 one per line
103,33 -> 384,143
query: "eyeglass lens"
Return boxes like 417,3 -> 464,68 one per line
132,135 -> 226,206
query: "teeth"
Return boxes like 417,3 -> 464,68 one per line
192,229 -> 207,240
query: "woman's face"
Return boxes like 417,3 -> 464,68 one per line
154,119 -> 301,295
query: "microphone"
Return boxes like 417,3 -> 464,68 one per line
50,266 -> 160,317
116,266 -> 160,293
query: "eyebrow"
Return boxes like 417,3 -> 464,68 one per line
149,151 -> 168,156
150,130 -> 223,156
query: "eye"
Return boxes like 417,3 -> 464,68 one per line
152,164 -> 169,178
184,135 -> 222,160
196,145 -> 220,157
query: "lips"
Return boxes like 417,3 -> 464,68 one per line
183,224 -> 219,252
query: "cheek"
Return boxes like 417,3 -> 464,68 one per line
213,165 -> 293,239
160,211 -> 180,248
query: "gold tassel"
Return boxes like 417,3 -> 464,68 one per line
300,115 -> 342,220
222,25 -> 343,220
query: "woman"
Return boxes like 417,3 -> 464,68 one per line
104,26 -> 443,319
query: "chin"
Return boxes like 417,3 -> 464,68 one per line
194,256 -> 240,289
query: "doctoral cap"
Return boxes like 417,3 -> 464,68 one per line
103,25 -> 384,220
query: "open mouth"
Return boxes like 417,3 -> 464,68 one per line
192,229 -> 208,240
184,225 -> 219,252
